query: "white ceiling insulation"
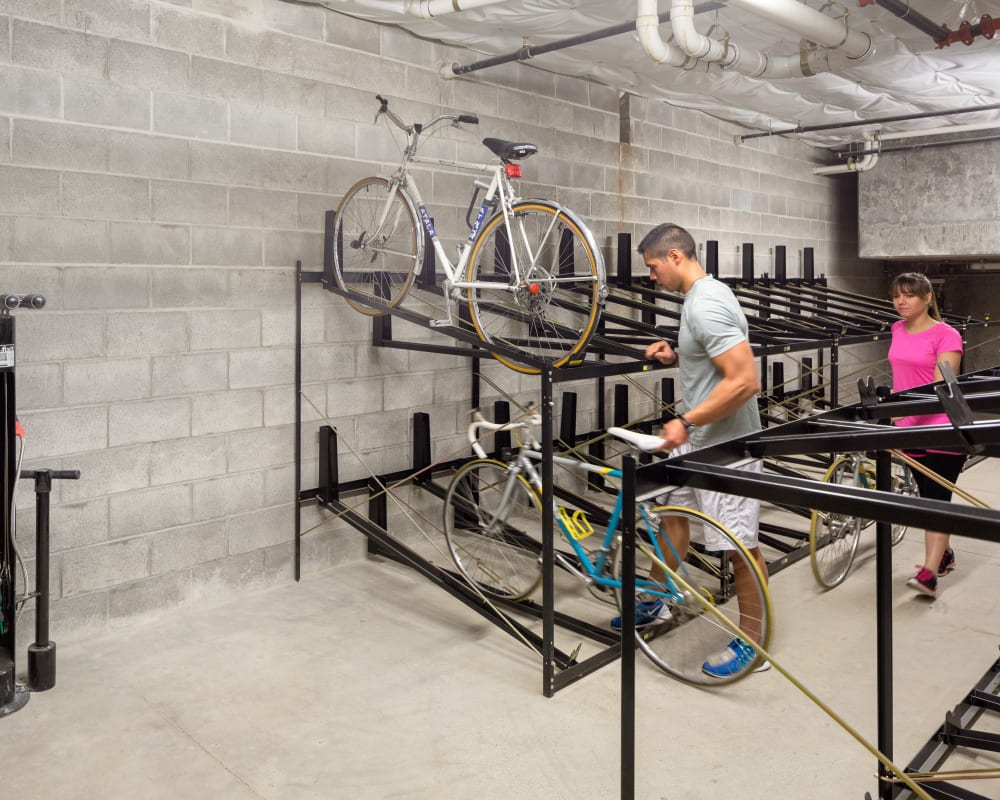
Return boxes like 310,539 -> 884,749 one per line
307,0 -> 1000,150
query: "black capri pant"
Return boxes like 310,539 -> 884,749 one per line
906,450 -> 967,502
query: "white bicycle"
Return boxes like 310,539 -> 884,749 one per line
332,95 -> 607,374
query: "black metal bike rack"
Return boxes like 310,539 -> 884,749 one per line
297,223 -> 995,799
634,368 -> 1000,800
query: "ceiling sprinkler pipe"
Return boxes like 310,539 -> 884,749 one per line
728,0 -> 873,59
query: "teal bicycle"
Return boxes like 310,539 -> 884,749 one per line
441,412 -> 774,686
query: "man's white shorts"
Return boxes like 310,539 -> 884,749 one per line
655,442 -> 762,551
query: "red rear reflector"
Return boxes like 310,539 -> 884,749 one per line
506,164 -> 521,178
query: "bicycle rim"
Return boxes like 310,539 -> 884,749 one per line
442,460 -> 542,601
612,506 -> 773,687
332,177 -> 419,315
890,458 -> 918,545
809,458 -> 864,589
465,202 -> 602,374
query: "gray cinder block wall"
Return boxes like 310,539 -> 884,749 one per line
2,0 -> 865,648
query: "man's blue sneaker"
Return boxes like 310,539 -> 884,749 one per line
610,598 -> 672,631
701,637 -> 770,679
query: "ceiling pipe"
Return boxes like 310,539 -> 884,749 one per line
880,119 -> 1000,143
636,0 -> 700,67
670,0 -> 729,63
445,2 -> 724,77
937,14 -> 998,47
813,119 -> 1000,175
813,133 -> 880,174
726,0 -> 873,60
666,0 -> 871,80
857,0 -> 947,41
740,100 -> 1000,141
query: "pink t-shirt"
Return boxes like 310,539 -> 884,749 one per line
888,319 -> 963,428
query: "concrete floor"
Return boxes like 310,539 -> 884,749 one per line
5,461 -> 1000,800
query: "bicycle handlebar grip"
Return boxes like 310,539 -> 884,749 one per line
457,114 -> 479,125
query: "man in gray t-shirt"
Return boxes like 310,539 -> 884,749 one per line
675,273 -> 762,448
632,222 -> 769,680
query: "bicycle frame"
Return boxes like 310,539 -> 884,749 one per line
504,446 -> 688,601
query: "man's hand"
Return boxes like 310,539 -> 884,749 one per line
656,418 -> 689,451
646,340 -> 677,365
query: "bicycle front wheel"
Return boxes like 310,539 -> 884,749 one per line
612,506 -> 773,687
442,459 -> 543,601
466,201 -> 603,374
890,457 -> 919,545
332,177 -> 420,315
809,457 -> 864,589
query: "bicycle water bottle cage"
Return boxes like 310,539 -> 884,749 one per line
482,137 -> 538,162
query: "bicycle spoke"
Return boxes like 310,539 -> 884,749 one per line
333,177 -> 420,314
466,203 -> 603,373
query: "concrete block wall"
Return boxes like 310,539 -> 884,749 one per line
2,0 -> 865,648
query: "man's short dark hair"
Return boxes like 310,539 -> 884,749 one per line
637,223 -> 697,261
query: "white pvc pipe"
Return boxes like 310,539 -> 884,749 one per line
726,0 -> 873,60
813,120 -> 1000,176
403,0 -> 509,18
813,134 -> 880,174
670,0 -> 730,63
636,0 -> 697,67
880,119 -> 1000,141
666,0 -> 869,79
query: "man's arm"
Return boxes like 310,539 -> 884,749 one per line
657,340 -> 759,449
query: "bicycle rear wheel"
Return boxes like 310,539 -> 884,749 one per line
809,457 -> 863,589
332,177 -> 420,315
612,506 -> 773,687
465,201 -> 603,374
442,459 -> 542,601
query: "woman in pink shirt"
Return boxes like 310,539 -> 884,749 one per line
888,273 -> 965,598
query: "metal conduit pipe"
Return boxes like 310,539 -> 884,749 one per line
740,100 -> 1000,141
445,1 -> 723,77
813,120 -> 1000,175
857,0 -> 948,42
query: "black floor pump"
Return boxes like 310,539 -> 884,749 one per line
0,293 -> 78,717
